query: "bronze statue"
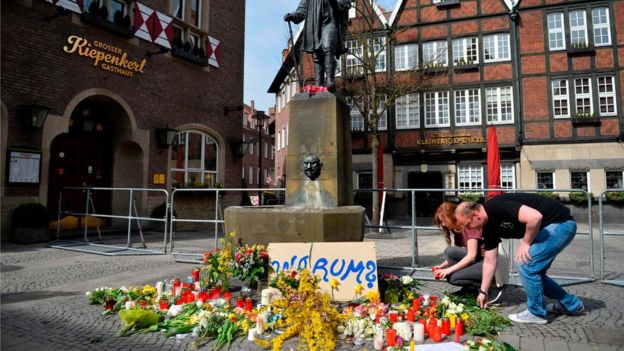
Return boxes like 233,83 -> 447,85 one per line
289,154 -> 336,206
284,0 -> 351,93
302,154 -> 323,181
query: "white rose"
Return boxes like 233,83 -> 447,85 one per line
456,305 -> 464,314
401,276 -> 413,285
441,296 -> 451,306
168,304 -> 183,317
86,291 -> 91,296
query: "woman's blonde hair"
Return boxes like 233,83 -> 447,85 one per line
433,202 -> 463,246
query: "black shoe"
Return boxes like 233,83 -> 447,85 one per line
488,285 -> 505,304
455,286 -> 477,296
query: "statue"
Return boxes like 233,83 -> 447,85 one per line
284,0 -> 351,93
302,154 -> 323,181
289,154 -> 336,206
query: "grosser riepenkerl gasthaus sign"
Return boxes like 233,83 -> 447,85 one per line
63,35 -> 147,77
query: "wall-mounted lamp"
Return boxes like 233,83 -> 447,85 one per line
146,46 -> 169,59
230,138 -> 252,157
155,126 -> 178,148
22,104 -> 50,128
224,104 -> 244,115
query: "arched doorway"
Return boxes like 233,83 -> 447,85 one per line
48,97 -> 123,219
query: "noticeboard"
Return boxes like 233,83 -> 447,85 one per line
7,149 -> 42,184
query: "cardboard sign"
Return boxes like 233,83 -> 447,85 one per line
267,242 -> 378,301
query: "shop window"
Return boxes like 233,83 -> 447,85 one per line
170,131 -> 219,188
483,33 -> 510,62
606,171 -> 623,189
452,37 -> 478,65
424,91 -> 450,127
501,164 -> 515,189
485,86 -> 513,124
395,93 -> 420,129
551,79 -> 570,118
570,171 -> 589,191
394,43 -> 418,71
454,89 -> 480,126
458,165 -> 483,191
423,40 -> 448,68
536,172 -> 554,189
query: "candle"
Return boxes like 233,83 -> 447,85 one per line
431,326 -> 442,342
173,278 -> 181,296
407,308 -> 415,322
236,297 -> 244,308
413,322 -> 424,342
105,296 -> 115,310
389,311 -> 398,323
412,298 -> 420,311
375,311 -> 381,323
427,317 -> 437,336
450,315 -> 456,330
422,294 -> 430,306
140,300 -> 147,309
245,297 -> 253,311
125,301 -> 136,310
159,298 -> 169,310
198,291 -> 208,303
247,328 -> 257,341
429,295 -> 438,307
455,321 -> 463,343
191,268 -> 200,282
441,317 -> 450,336
418,318 -> 427,336
156,281 -> 164,299
410,340 -> 415,351
386,328 -> 397,346
373,338 -> 383,350
256,315 -> 265,334
261,289 -> 271,306
194,281 -> 201,291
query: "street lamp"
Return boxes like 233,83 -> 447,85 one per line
253,110 -> 270,194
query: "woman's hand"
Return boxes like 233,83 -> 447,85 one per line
435,268 -> 452,280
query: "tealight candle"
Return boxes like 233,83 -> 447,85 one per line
159,298 -> 169,311
236,297 -> 244,308
429,295 -> 438,307
422,294 -> 430,306
413,322 -> 424,342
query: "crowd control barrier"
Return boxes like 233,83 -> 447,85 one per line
599,189 -> 624,287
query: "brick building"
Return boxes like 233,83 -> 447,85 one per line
241,101 -> 275,189
1,0 -> 245,238
270,0 -> 624,218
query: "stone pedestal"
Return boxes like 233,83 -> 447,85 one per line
286,93 -> 353,206
224,206 -> 364,245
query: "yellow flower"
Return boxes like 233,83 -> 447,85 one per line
354,284 -> 364,295
329,278 -> 340,290
365,290 -> 380,303
461,312 -> 470,321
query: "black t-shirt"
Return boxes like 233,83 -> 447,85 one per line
482,193 -> 573,250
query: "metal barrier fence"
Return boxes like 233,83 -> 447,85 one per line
49,187 -> 169,255
354,188 -> 595,286
599,188 -> 624,287
169,187 -> 286,263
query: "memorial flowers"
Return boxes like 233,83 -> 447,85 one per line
231,244 -> 270,288
378,273 -> 419,304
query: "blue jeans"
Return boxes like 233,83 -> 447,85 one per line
516,220 -> 582,317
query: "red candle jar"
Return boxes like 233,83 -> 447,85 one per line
430,296 -> 438,307
173,278 -> 181,294
159,298 -> 169,311
375,311 -> 381,323
191,268 -> 200,282
428,317 -> 437,336
223,291 -> 232,300
388,311 -> 398,323
140,300 -> 147,309
441,317 -> 450,336
431,326 -> 442,342
236,297 -> 244,308
198,291 -> 208,303
455,321 -> 463,343
105,296 -> 115,310
175,298 -> 182,305
245,297 -> 253,311
407,308 -> 415,322
386,328 -> 397,346
412,298 -> 420,310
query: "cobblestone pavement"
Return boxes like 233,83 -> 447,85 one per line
2,224 -> 624,351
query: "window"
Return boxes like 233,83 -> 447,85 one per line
369,37 -> 386,72
190,0 -> 201,27
551,79 -> 570,118
458,165 -> 483,191
424,91 -> 450,127
485,86 -> 513,124
346,97 -> 365,131
454,89 -> 481,126
423,40 -> 448,67
597,76 -> 616,116
536,172 -> 554,189
357,172 -> 372,189
452,37 -> 478,65
335,57 -> 342,77
108,0 -> 127,23
501,164 -> 516,189
170,131 -> 218,187
606,171 -> 623,189
346,40 -> 363,75
249,139 -> 254,155
271,146 -> 275,160
394,43 -> 418,71
570,171 -> 588,191
574,78 -> 592,115
395,93 -> 420,129
172,0 -> 184,19
569,10 -> 588,47
592,7 -> 611,46
264,142 -> 268,159
547,12 -> 565,50
373,96 -> 387,131
248,166 -> 253,185
483,33 -> 510,62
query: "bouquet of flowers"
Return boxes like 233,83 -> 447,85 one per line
464,337 -> 517,351
201,235 -> 235,291
269,269 -> 300,293
231,244 -> 269,288
378,274 -> 419,305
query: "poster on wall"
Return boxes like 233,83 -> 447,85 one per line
7,149 -> 41,184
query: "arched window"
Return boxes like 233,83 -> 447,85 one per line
170,130 -> 218,187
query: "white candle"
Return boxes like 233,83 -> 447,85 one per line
125,301 -> 136,310
422,294 -> 430,306
414,323 -> 424,343
256,316 -> 265,334
373,338 -> 384,350
247,328 -> 257,341
156,281 -> 164,299
261,289 -> 271,306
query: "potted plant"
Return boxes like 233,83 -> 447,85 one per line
10,203 -> 50,244
568,191 -> 591,206
605,191 -> 624,204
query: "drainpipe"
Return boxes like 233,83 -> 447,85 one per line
510,2 -> 523,149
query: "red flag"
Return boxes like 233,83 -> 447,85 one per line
487,126 -> 503,200
378,143 -> 384,203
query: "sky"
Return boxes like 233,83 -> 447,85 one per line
243,0 -> 399,112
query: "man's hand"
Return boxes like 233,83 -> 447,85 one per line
515,241 -> 532,265
477,291 -> 488,308
284,13 -> 294,22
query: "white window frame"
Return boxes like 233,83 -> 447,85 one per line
574,77 -> 593,115
190,0 -> 201,28
485,86 -> 514,124
500,164 -> 516,190
606,170 -> 624,189
592,7 -> 611,46
349,1 -> 356,19
570,170 -> 590,192
597,76 -> 617,116
170,131 -> 219,187
346,97 -> 365,131
346,40 -> 363,75
424,91 -> 450,128
454,88 -> 481,126
547,12 -> 565,50
248,166 -> 253,185
394,43 -> 418,71
172,0 -> 185,20
374,95 -> 387,131
395,93 -> 420,129
483,33 -> 510,63
369,37 -> 386,72
452,37 -> 479,65
457,165 -> 483,191
271,146 -> 275,160
423,40 -> 448,67
536,171 -> 555,190
264,142 -> 268,159
569,9 -> 588,47
551,79 -> 570,119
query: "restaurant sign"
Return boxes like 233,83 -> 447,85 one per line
63,35 -> 147,77
417,133 -> 486,145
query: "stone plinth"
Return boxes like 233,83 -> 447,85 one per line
286,93 -> 353,206
224,206 -> 365,245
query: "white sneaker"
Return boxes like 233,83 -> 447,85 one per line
508,310 -> 548,325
